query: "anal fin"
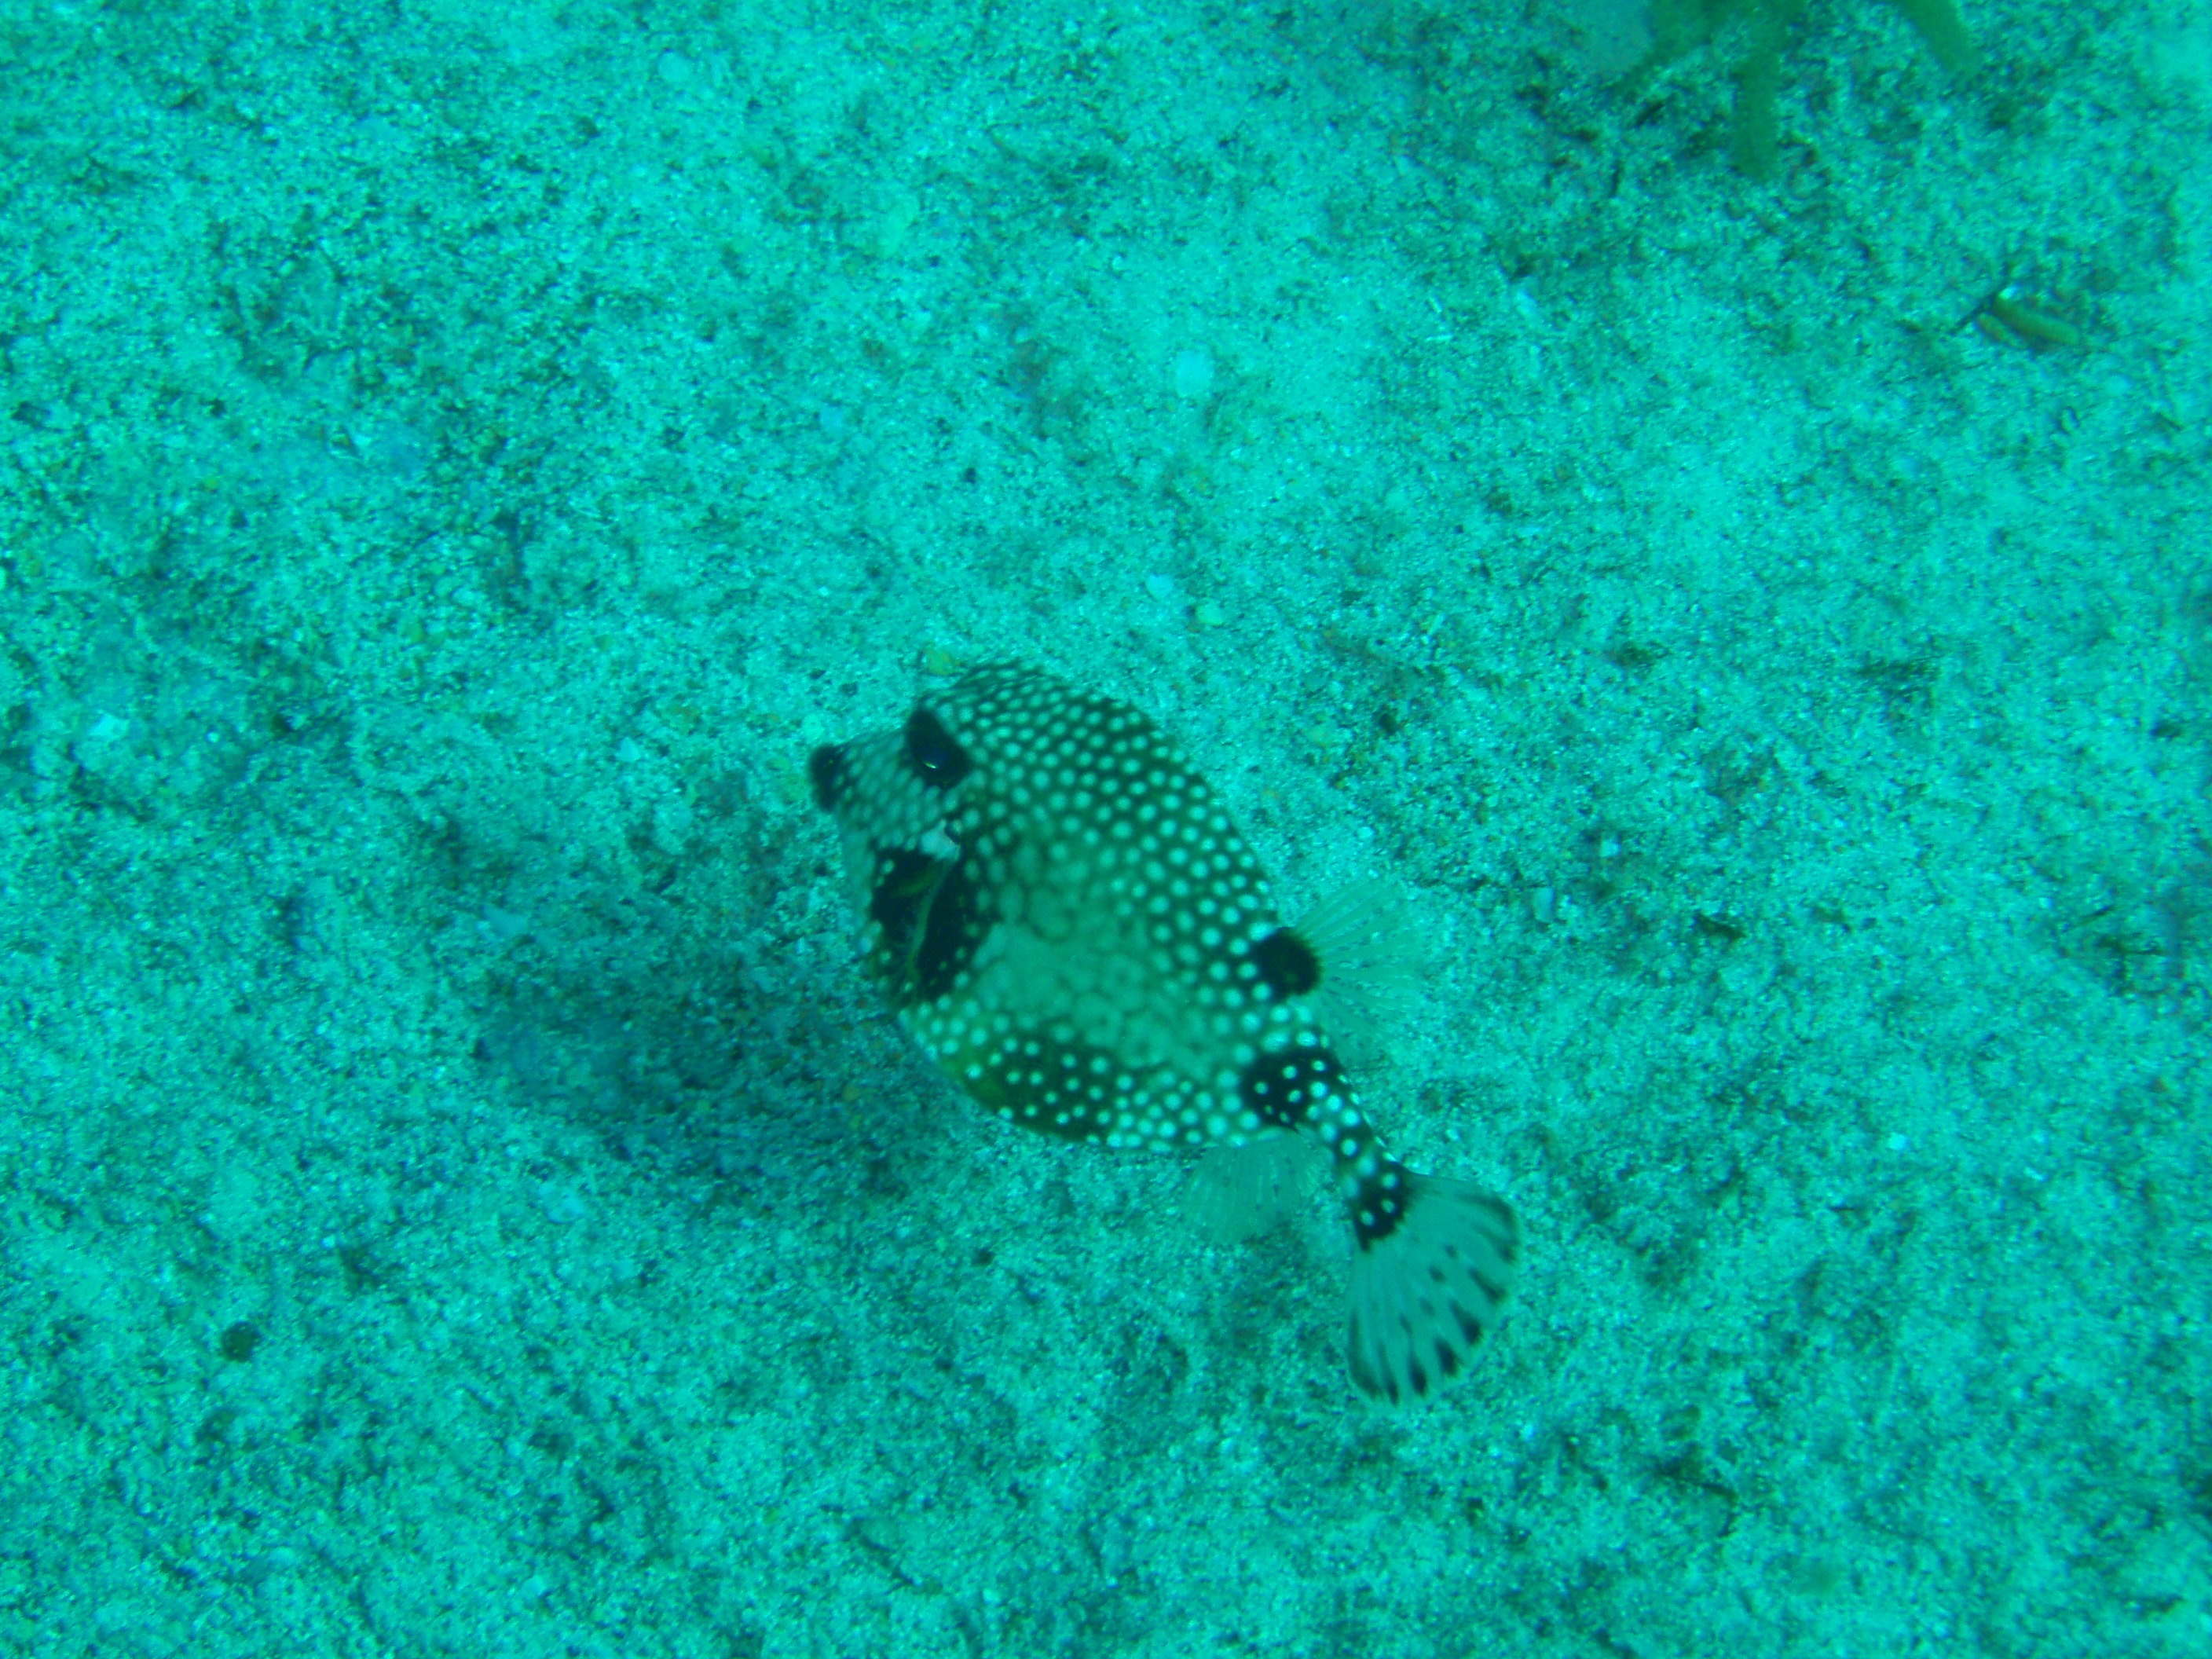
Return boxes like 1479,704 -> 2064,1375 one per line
1182,1133 -> 1330,1245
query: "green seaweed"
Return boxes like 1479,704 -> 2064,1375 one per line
1628,0 -> 1976,175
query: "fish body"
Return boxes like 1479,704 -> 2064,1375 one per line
809,663 -> 1518,1403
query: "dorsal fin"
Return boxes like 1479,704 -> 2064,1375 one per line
1295,879 -> 1423,1054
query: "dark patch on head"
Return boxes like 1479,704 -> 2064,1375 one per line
901,705 -> 974,789
808,744 -> 848,811
869,848 -> 939,951
868,847 -> 991,1005
1250,926 -> 1321,998
1235,1044 -> 1346,1131
912,856 -> 989,999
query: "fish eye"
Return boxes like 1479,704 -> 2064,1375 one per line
902,706 -> 974,789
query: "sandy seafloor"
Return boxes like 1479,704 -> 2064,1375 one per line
2,0 -> 2208,1653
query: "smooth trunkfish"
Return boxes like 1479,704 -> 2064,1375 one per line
809,663 -> 1519,1403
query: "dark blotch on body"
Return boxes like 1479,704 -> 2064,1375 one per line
1235,1043 -> 1346,1130
1251,926 -> 1321,998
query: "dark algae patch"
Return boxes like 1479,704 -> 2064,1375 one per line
1628,0 -> 1976,174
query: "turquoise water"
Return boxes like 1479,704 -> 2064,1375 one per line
2,1 -> 2206,1653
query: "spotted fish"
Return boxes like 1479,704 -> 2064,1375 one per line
808,663 -> 1519,1403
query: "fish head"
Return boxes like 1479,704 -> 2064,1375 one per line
808,690 -> 994,1007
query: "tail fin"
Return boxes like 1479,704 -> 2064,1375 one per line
1346,1172 -> 1520,1404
